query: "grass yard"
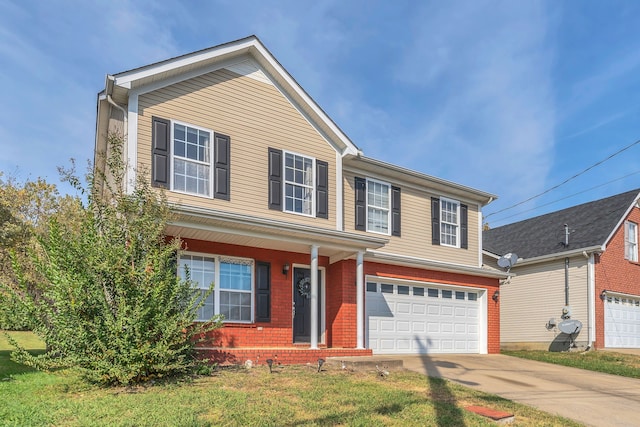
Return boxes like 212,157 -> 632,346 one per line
503,349 -> 640,378
1,332 -> 583,427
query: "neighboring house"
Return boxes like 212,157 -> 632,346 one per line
484,189 -> 640,351
94,36 -> 505,364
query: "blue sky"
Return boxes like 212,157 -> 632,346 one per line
1,0 -> 639,227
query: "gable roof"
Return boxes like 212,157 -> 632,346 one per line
483,189 -> 640,260
101,35 -> 360,156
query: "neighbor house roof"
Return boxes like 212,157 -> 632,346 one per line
483,189 -> 640,260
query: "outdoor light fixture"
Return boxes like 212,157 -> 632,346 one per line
600,290 -> 607,301
282,263 -> 290,276
492,290 -> 500,302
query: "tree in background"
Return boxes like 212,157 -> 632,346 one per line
0,175 -> 81,330
8,134 -> 221,385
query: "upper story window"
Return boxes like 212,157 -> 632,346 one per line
367,179 -> 391,234
179,253 -> 254,323
354,177 -> 401,236
625,221 -> 638,262
268,148 -> 329,219
431,197 -> 468,249
284,152 -> 314,215
440,198 -> 460,247
151,116 -> 230,200
173,123 -> 211,196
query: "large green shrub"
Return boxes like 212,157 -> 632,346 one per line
9,134 -> 221,385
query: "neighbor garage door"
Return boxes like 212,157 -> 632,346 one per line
366,281 -> 480,354
604,294 -> 640,348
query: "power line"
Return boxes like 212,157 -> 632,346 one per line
487,170 -> 640,225
484,138 -> 640,219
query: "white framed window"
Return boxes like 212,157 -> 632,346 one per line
625,221 -> 638,262
284,151 -> 315,216
172,122 -> 213,197
178,253 -> 254,323
440,197 -> 460,247
367,178 -> 391,235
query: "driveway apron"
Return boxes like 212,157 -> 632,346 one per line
380,354 -> 640,427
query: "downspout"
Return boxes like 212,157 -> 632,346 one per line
564,224 -> 570,308
585,251 -> 595,349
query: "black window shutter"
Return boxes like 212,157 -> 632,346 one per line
316,160 -> 329,219
391,186 -> 401,237
213,133 -> 230,200
354,177 -> 366,231
460,203 -> 468,249
255,261 -> 271,322
268,148 -> 282,210
151,116 -> 171,188
431,197 -> 440,245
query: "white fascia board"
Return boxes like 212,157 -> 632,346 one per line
602,192 -> 640,248
514,245 -> 604,266
365,250 -> 509,279
113,39 -> 256,89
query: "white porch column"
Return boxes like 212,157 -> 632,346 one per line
356,251 -> 365,349
310,245 -> 319,349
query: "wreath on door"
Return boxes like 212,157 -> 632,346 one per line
297,277 -> 311,299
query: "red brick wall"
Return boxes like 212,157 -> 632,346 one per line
178,238 -> 501,360
594,206 -> 640,348
181,238 -> 330,348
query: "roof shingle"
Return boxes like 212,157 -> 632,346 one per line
483,189 -> 640,259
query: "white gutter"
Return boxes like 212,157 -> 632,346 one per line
514,245 -> 604,266
365,249 -> 510,279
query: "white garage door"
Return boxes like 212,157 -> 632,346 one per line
366,281 -> 480,354
604,294 -> 640,348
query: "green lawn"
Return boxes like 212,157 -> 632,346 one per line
502,349 -> 640,378
1,332 -> 583,427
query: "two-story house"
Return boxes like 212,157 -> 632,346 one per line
484,189 -> 640,351
95,36 -> 505,364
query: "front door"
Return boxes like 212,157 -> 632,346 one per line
293,267 -> 322,343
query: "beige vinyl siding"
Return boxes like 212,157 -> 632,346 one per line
343,171 -> 480,267
500,256 -> 589,345
137,67 -> 337,229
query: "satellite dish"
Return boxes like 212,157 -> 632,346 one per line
497,253 -> 518,269
558,319 -> 582,335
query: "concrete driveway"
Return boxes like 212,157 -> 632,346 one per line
374,354 -> 640,427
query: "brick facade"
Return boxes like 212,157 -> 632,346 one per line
181,238 -> 501,363
594,206 -> 640,348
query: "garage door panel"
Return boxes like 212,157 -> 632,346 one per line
397,302 -> 411,314
380,320 -> 395,332
397,321 -> 410,332
413,322 -> 425,333
412,303 -> 426,315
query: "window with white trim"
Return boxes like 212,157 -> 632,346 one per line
284,152 -> 314,215
440,198 -> 460,247
367,179 -> 390,234
625,221 -> 638,262
172,122 -> 212,197
178,253 -> 254,323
